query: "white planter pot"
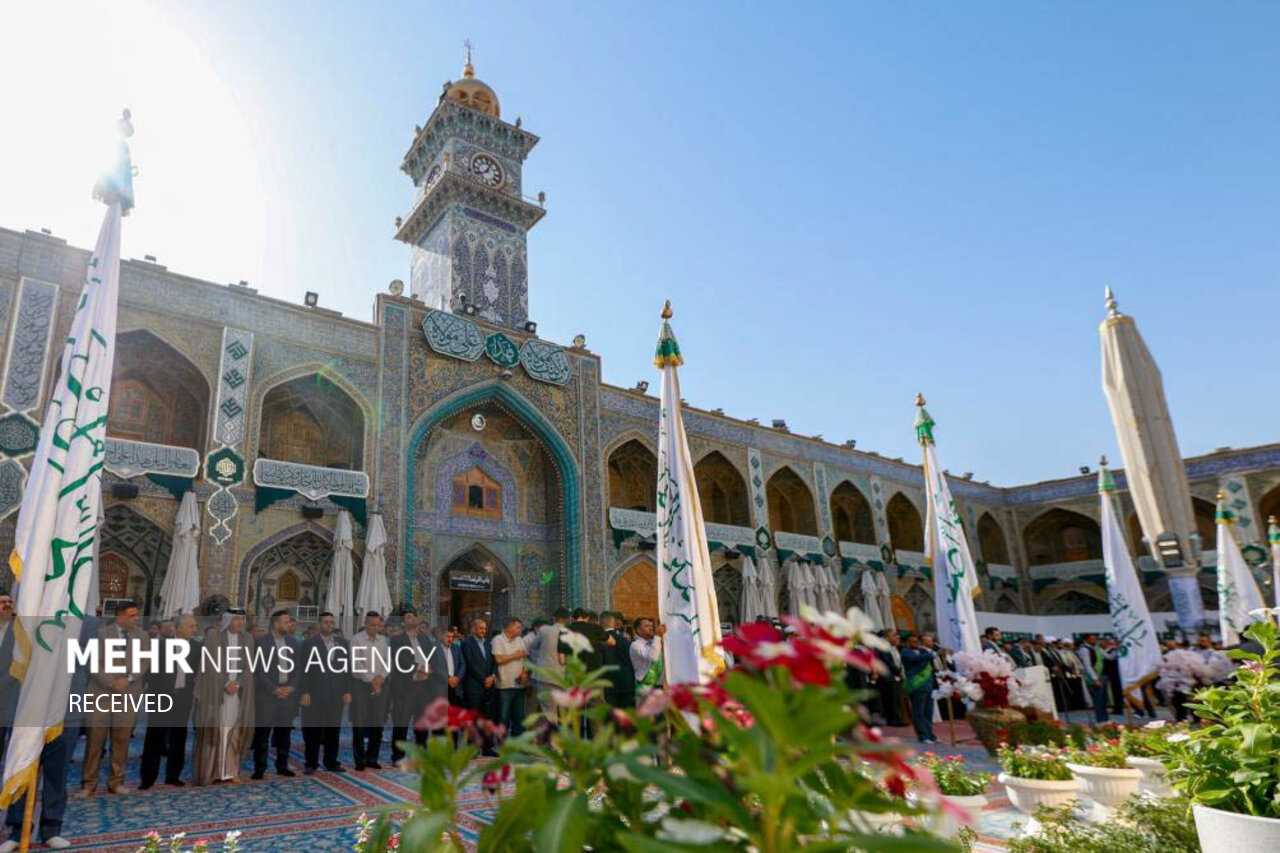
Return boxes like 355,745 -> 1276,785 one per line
1126,755 -> 1174,798
1066,763 -> 1142,823
998,773 -> 1078,837
929,793 -> 987,839
1193,804 -> 1280,853
843,808 -> 902,835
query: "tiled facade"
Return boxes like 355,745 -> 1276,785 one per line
2,64 -> 1278,631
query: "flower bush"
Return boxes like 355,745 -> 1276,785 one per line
136,831 -> 242,853
1005,796 -> 1200,853
1156,648 -> 1234,695
1164,618 -> 1280,818
356,605 -> 966,852
915,753 -> 992,797
950,650 -> 1052,713
1067,740 -> 1130,770
1119,719 -> 1189,759
997,744 -> 1074,781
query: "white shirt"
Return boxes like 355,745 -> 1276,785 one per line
630,635 -> 662,681
349,631 -> 390,683
275,633 -> 290,684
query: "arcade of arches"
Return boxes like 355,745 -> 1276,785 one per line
1023,508 -> 1102,565
695,451 -> 750,526
885,493 -> 923,553
830,481 -> 875,545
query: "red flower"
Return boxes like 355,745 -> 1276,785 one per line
482,763 -> 512,794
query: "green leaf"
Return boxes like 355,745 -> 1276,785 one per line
398,813 -> 452,852
479,775 -> 548,851
624,758 -> 753,825
534,791 -> 587,853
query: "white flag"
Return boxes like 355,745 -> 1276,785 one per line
1216,494 -> 1266,646
916,399 -> 981,656
1098,464 -> 1161,687
2,156 -> 129,804
654,304 -> 724,684
1269,517 -> 1280,610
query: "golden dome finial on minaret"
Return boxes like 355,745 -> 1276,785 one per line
445,39 -> 500,118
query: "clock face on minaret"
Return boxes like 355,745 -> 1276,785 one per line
469,153 -> 504,188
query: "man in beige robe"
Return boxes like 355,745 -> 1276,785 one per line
194,608 -> 256,784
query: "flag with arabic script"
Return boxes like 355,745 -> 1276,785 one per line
916,397 -> 981,656
1098,461 -> 1161,687
654,302 -> 724,684
1,115 -> 132,805
1216,493 -> 1266,646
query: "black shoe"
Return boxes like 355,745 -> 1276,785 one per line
365,762 -> 382,770
277,767 -> 295,777
325,763 -> 345,772
164,779 -> 185,787
354,763 -> 365,771
251,770 -> 265,780
138,782 -> 154,791
303,766 -> 317,775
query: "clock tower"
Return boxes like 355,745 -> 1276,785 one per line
396,50 -> 545,329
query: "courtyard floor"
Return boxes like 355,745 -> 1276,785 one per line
7,711 -> 1155,851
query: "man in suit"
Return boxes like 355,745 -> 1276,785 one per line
82,600 -> 149,795
140,613 -> 201,789
981,627 -> 1015,664
349,610 -> 390,770
0,591 -> 17,763
390,610 -> 447,762
436,627 -> 466,706
1077,634 -> 1109,723
252,609 -> 300,779
601,612 -> 635,709
460,618 -> 496,725
875,630 -> 904,726
299,611 -> 351,773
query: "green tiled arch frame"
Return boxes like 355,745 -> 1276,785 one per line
404,382 -> 583,608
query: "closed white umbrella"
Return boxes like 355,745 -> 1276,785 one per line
860,569 -> 884,631
875,569 -> 897,632
820,563 -> 842,612
757,553 -> 779,619
158,491 -> 202,619
354,513 -> 393,622
326,510 -> 356,636
739,554 -> 766,622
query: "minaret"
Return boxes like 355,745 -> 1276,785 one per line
396,45 -> 545,328
1099,287 -> 1205,630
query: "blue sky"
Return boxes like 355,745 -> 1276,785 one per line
2,2 -> 1277,485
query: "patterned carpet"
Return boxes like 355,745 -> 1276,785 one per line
7,712 -> 1155,851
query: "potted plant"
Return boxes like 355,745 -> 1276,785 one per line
997,744 -> 1079,837
1164,617 -> 1280,852
1120,720 -> 1181,797
953,650 -> 1044,755
915,752 -> 991,839
1065,740 -> 1142,822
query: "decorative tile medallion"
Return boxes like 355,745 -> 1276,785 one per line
0,459 -> 26,521
104,438 -> 200,478
519,339 -> 572,386
823,535 -> 837,557
2,278 -> 57,413
253,459 -> 370,501
755,525 -> 772,550
422,310 -> 485,362
483,331 -> 521,368
0,412 -> 39,458
206,447 -> 245,488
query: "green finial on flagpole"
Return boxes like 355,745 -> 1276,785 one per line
1097,455 -> 1115,492
1215,490 -> 1235,524
914,393 -> 935,446
1268,515 -> 1279,545
653,299 -> 683,368
93,108 -> 135,215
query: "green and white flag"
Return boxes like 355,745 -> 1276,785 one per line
1216,493 -> 1266,646
1098,460 -> 1161,687
1,113 -> 132,806
916,397 -> 981,656
654,302 -> 724,685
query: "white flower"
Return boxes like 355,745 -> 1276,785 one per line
799,605 -> 889,650
1144,720 -> 1167,730
559,630 -> 593,656
1168,732 -> 1190,743
656,818 -> 726,843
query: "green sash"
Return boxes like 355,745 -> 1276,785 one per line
637,648 -> 664,692
904,661 -> 934,695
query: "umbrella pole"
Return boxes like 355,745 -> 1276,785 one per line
19,761 -> 37,853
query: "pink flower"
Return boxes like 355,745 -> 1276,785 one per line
636,689 -> 672,718
550,687 -> 593,709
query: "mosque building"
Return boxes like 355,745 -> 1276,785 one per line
0,57 -> 1276,634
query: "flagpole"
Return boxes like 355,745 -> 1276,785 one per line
19,766 -> 36,853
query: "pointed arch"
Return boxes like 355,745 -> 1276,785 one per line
257,370 -> 368,470
766,465 -> 818,536
99,503 -> 172,621
977,512 -> 1010,565
437,542 -> 515,631
1023,508 -> 1102,565
109,329 -> 211,450
607,438 -> 658,512
694,450 -> 750,526
1041,587 -> 1108,615
238,520 -> 335,607
1192,497 -> 1216,552
611,554 -> 658,623
885,492 -> 924,553
1258,483 -> 1280,533
830,480 -> 875,546
406,381 -> 582,606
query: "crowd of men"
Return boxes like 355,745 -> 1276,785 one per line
0,595 -> 668,849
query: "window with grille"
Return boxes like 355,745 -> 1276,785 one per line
451,468 -> 501,520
